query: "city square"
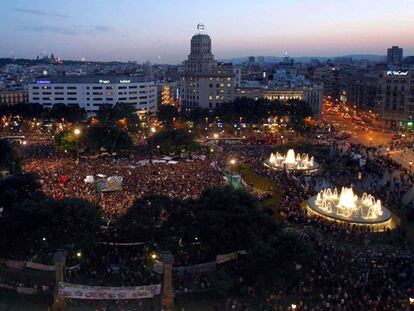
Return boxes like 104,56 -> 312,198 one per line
0,1 -> 414,311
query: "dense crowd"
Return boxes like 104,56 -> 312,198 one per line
3,130 -> 414,310
22,152 -> 224,219
214,142 -> 414,310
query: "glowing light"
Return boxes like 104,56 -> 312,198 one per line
266,149 -> 318,172
74,128 -> 81,136
315,187 -> 384,220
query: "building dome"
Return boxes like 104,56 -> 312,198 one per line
190,34 -> 212,55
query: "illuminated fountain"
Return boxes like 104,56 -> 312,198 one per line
306,187 -> 393,228
265,149 -> 319,173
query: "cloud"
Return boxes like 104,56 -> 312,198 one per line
12,8 -> 70,18
18,24 -> 115,36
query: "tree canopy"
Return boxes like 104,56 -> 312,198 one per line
85,124 -> 133,154
95,103 -> 139,131
157,105 -> 179,129
0,139 -> 22,174
0,173 -> 102,259
147,128 -> 200,155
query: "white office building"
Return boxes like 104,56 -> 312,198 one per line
28,75 -> 157,115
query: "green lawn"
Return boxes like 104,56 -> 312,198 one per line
239,164 -> 274,192
239,164 -> 284,209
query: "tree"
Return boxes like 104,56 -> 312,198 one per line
147,128 -> 200,155
0,173 -> 48,257
48,104 -> 86,123
0,139 -> 22,174
0,173 -> 102,257
116,195 -> 179,243
40,198 -> 102,250
85,124 -> 133,154
246,231 -> 314,295
157,105 -> 179,128
0,103 -> 45,119
54,130 -> 78,154
96,103 -> 140,131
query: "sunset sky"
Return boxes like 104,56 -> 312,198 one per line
1,0 -> 413,63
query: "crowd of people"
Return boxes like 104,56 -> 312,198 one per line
22,149 -> 224,219
2,126 -> 414,310
214,142 -> 414,310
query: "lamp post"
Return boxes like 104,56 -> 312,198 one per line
229,158 -> 237,185
74,128 -> 81,163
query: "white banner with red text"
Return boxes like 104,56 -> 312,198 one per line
58,282 -> 161,300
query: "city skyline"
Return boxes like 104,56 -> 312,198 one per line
1,0 -> 414,63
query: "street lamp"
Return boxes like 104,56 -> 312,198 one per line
410,161 -> 412,173
229,158 -> 237,185
74,128 -> 81,163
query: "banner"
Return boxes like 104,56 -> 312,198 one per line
96,176 -> 123,192
216,252 -> 237,264
97,241 -> 145,246
58,282 -> 161,300
0,283 -> 14,290
173,261 -> 216,276
6,260 -> 25,270
26,261 -> 55,271
16,287 -> 35,294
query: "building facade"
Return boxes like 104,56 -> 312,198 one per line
0,90 -> 28,105
387,46 -> 403,66
234,86 -> 323,114
180,27 -> 235,109
28,75 -> 157,115
377,70 -> 414,125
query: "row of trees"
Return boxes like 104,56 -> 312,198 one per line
157,97 -> 313,132
0,102 -> 141,128
114,186 -> 314,293
0,103 -> 87,123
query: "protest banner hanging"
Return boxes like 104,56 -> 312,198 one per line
58,282 -> 161,300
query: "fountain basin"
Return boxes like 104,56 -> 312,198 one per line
306,187 -> 393,228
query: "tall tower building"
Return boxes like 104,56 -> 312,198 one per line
387,46 -> 403,66
180,24 -> 235,109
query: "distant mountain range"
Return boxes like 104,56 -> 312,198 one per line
219,55 -> 386,64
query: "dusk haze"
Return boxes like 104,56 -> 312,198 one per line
1,0 -> 414,62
